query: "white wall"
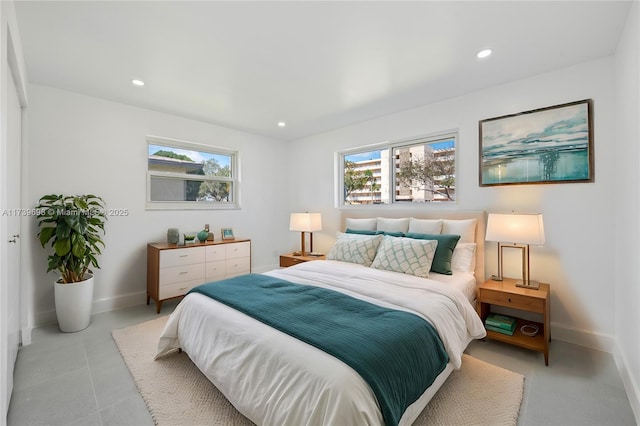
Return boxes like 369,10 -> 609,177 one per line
23,85 -> 292,326
289,57 -> 617,350
614,1 -> 640,420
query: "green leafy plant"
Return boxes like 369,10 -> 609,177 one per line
36,194 -> 107,283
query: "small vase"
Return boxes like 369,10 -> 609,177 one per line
167,228 -> 179,244
197,230 -> 209,242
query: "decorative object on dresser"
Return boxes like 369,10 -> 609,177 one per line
167,228 -> 179,244
205,223 -> 214,241
485,213 -> 545,289
147,239 -> 250,313
197,229 -> 209,243
289,212 -> 322,256
280,252 -> 326,268
35,194 -> 107,332
221,228 -> 235,240
477,278 -> 551,365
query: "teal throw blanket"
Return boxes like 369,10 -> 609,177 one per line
189,274 -> 449,426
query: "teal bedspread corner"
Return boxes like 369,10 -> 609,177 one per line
189,274 -> 449,426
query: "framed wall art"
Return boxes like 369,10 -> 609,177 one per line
479,99 -> 593,186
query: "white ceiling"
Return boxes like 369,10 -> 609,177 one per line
14,1 -> 632,141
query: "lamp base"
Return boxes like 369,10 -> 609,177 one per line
515,280 -> 540,290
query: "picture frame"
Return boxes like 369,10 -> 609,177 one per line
479,99 -> 593,186
221,228 -> 235,240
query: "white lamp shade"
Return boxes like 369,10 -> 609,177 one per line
485,213 -> 545,245
289,213 -> 322,232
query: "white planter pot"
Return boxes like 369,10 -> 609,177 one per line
54,273 -> 94,332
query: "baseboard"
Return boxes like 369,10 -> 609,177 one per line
550,322 -> 614,353
252,263 -> 279,274
34,290 -> 149,328
20,327 -> 32,346
92,290 -> 147,314
614,344 -> 640,424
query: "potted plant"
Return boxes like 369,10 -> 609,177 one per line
36,194 -> 106,332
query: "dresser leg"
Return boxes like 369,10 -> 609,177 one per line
156,301 -> 162,314
146,295 -> 150,305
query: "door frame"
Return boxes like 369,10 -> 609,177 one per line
1,3 -> 29,421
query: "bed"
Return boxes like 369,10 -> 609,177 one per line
156,211 -> 487,426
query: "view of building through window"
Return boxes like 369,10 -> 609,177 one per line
341,135 -> 456,205
147,138 -> 238,209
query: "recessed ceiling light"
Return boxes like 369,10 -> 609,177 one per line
131,79 -> 145,87
277,122 -> 286,127
476,49 -> 492,59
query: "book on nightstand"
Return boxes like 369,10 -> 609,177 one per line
484,314 -> 517,334
485,324 -> 516,336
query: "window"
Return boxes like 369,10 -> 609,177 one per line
338,132 -> 456,206
146,136 -> 239,209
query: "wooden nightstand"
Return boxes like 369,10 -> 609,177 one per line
279,253 -> 326,267
477,278 -> 551,365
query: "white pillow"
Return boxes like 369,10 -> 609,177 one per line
370,236 -> 438,278
451,243 -> 477,273
376,217 -> 410,233
408,218 -> 443,234
442,219 -> 477,243
344,217 -> 377,231
327,233 -> 383,266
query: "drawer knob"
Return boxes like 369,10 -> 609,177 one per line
179,271 -> 188,275
179,255 -> 188,258
508,298 -> 512,302
179,287 -> 188,291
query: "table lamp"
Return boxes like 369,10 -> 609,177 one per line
289,212 -> 322,256
485,213 -> 545,289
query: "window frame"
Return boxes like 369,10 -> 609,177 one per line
336,131 -> 458,208
146,135 -> 240,210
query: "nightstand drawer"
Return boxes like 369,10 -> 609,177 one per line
480,289 -> 544,313
280,256 -> 305,267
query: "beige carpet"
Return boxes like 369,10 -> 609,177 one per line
112,316 -> 524,426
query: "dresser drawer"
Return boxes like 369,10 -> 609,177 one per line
159,263 -> 206,286
480,289 -> 544,313
225,257 -> 250,277
226,241 -> 251,259
158,279 -> 202,299
205,245 -> 226,262
160,247 -> 205,268
205,260 -> 226,281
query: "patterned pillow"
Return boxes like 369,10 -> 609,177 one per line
404,233 -> 460,275
371,236 -> 438,278
326,233 -> 383,266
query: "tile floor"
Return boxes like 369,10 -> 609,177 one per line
7,301 -> 638,426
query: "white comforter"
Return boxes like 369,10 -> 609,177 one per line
156,260 -> 486,426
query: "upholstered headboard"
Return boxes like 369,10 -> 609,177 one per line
340,210 -> 486,284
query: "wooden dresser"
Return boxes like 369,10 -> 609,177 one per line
147,239 -> 251,313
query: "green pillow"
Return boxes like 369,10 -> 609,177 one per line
345,228 -> 377,235
375,230 -> 405,237
404,233 -> 460,275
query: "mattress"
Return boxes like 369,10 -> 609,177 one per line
429,270 -> 477,303
156,260 -> 486,425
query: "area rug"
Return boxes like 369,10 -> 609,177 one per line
112,316 -> 524,426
